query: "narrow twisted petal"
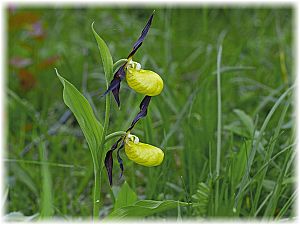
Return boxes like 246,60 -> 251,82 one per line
127,95 -> 151,131
117,142 -> 125,178
127,11 -> 154,59
104,150 -> 114,185
101,11 -> 155,107
104,137 -> 123,186
112,82 -> 121,108
101,77 -> 121,97
101,64 -> 126,107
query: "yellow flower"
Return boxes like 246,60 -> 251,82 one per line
101,11 -> 163,107
126,60 -> 164,96
124,133 -> 164,167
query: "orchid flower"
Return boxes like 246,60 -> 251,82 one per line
101,11 -> 163,107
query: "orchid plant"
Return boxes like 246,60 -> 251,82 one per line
55,11 -> 187,219
102,11 -> 164,186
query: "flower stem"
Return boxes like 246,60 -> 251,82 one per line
93,166 -> 102,220
113,58 -> 128,73
92,76 -> 112,220
105,131 -> 126,143
215,44 -> 223,214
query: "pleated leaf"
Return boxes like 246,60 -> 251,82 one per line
56,70 -> 103,167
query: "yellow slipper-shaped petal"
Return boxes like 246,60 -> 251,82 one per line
126,67 -> 164,96
124,135 -> 164,167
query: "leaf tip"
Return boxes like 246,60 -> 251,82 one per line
54,68 -> 65,86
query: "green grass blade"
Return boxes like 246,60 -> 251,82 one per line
216,44 -> 222,177
235,85 -> 294,210
233,109 -> 255,136
251,101 -> 290,215
9,163 -> 38,196
275,190 -> 296,219
38,141 -> 53,218
215,44 -> 223,214
263,149 -> 295,217
254,191 -> 273,217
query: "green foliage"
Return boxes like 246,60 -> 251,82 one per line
233,109 -> 255,137
230,140 -> 250,189
38,141 -> 53,218
56,70 -> 103,166
91,22 -> 113,81
192,182 -> 211,217
9,163 -> 38,197
114,181 -> 138,210
108,177 -> 189,219
108,200 -> 189,219
56,68 -> 107,219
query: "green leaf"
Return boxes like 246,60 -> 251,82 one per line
233,109 -> 255,137
114,181 -> 137,210
231,140 -> 251,189
192,182 -> 211,217
91,22 -> 113,81
224,123 -> 250,138
10,163 -> 38,196
107,200 -> 189,219
38,141 -> 53,218
55,69 -> 103,167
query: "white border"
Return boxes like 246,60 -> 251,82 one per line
1,1 -> 298,225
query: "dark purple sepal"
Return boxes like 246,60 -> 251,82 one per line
104,137 -> 123,186
112,82 -> 121,108
101,64 -> 126,107
127,11 -> 154,59
127,95 -> 152,131
104,150 -> 114,186
116,142 -> 125,179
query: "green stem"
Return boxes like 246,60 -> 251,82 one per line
93,166 -> 102,220
215,45 -> 223,214
113,58 -> 128,73
105,131 -> 127,143
93,131 -> 124,219
93,75 -> 111,220
100,90 -> 111,163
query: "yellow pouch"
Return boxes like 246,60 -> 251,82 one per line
126,67 -> 163,96
124,134 -> 164,167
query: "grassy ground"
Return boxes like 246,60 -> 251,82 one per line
6,6 -> 295,221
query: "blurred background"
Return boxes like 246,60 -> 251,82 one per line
6,6 -> 294,220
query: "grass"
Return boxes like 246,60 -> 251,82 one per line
6,6 -> 295,221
